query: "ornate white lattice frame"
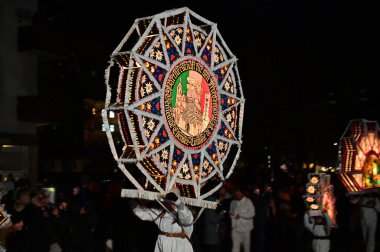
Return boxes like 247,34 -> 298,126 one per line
103,7 -> 245,209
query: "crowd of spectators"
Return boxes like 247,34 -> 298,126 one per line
0,173 -> 114,252
0,163 -> 378,252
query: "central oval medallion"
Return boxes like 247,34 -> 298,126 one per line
163,58 -> 219,150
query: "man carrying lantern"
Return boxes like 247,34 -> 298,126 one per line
304,210 -> 332,252
129,187 -> 194,252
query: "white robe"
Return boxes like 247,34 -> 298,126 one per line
304,212 -> 331,252
229,196 -> 255,232
359,196 -> 380,252
229,196 -> 255,252
133,204 -> 194,252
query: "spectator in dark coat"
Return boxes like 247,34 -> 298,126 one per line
22,190 -> 50,252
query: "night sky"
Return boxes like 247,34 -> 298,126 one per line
36,0 -> 380,167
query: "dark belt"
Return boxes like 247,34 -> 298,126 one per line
361,205 -> 375,208
159,230 -> 187,238
313,236 -> 330,240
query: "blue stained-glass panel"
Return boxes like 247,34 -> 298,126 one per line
152,65 -> 167,86
167,47 -> 180,63
220,95 -> 229,110
150,97 -> 161,115
201,49 -> 211,66
218,121 -> 227,136
173,146 -> 185,162
157,126 -> 170,143
214,68 -> 224,85
184,26 -> 195,55
191,153 -> 201,166
185,40 -> 195,55
206,142 -> 217,156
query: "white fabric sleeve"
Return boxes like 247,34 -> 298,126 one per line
132,204 -> 159,221
304,212 -> 314,233
375,198 -> 380,213
229,200 -> 236,228
349,195 -> 361,204
239,199 -> 255,219
177,200 -> 194,226
324,212 -> 332,235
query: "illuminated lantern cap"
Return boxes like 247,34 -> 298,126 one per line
338,119 -> 380,194
103,7 -> 245,209
303,173 -> 337,227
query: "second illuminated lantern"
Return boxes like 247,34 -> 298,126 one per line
338,119 -> 380,193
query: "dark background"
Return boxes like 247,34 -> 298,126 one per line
5,1 -> 380,251
20,0 -> 380,171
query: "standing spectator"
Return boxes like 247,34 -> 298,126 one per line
2,174 -> 16,211
105,238 -> 113,252
53,197 -> 78,251
218,186 -> 233,252
304,211 -> 332,252
251,184 -> 270,252
67,184 -> 98,252
15,173 -> 31,192
47,204 -> 63,252
290,183 -> 308,251
229,187 -> 255,252
202,197 -> 221,252
0,212 -> 28,252
22,190 -> 50,252
350,192 -> 380,252
11,189 -> 31,214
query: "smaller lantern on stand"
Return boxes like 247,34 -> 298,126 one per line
303,173 -> 337,227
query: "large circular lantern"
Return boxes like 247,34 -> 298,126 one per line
103,7 -> 245,208
338,119 -> 380,194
